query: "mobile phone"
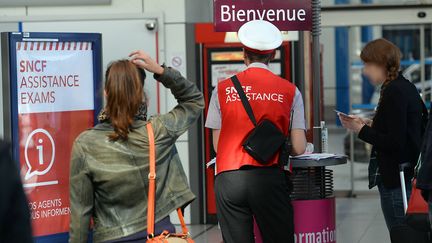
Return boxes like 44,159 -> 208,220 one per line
334,110 -> 353,119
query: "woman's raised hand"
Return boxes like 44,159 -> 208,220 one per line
129,50 -> 164,75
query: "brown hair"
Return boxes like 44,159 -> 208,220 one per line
360,38 -> 402,82
105,60 -> 144,141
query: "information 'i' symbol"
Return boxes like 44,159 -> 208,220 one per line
36,139 -> 44,165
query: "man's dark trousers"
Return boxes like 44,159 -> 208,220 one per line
215,166 -> 294,243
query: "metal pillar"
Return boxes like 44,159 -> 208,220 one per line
420,24 -> 426,102
312,0 -> 323,152
297,31 -> 306,98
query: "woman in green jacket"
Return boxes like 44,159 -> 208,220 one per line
69,51 -> 204,242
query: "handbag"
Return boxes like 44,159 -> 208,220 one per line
405,155 -> 430,232
230,75 -> 287,165
146,123 -> 194,243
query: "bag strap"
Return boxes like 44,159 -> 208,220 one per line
176,208 -> 189,234
414,153 -> 422,178
415,102 -> 430,177
146,123 -> 190,237
146,123 -> 157,237
231,75 -> 257,126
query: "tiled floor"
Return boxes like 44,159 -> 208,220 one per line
178,195 -> 390,243
335,196 -> 389,243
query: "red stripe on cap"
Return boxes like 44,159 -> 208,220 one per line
243,46 -> 275,55
17,42 -> 21,50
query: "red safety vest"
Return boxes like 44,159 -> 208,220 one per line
216,67 -> 297,174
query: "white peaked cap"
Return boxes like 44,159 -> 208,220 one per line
238,20 -> 283,53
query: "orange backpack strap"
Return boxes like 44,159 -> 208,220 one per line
146,122 -> 191,239
146,123 -> 156,237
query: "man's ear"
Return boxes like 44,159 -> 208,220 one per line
243,49 -> 249,66
270,51 -> 276,61
104,89 -> 107,98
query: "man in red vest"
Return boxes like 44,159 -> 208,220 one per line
205,20 -> 307,243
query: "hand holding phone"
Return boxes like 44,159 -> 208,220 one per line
334,110 -> 353,119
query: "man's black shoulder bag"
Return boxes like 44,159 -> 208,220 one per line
230,75 -> 292,166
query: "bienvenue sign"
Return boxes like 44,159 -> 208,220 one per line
213,0 -> 312,32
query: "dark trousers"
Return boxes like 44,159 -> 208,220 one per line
215,167 -> 294,243
378,181 -> 412,231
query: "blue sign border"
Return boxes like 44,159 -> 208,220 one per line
6,32 -> 102,243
